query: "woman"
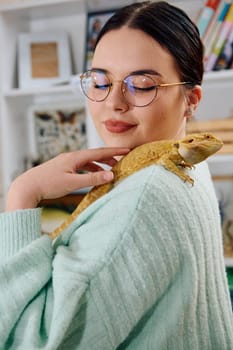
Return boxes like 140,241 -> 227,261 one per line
1,1 -> 232,349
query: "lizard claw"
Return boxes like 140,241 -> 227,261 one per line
180,160 -> 194,169
184,176 -> 194,186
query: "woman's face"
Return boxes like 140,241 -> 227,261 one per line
88,26 -> 199,149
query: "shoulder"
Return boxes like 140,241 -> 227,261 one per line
109,161 -> 221,253
115,161 -> 217,213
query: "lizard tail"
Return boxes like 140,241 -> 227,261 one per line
49,182 -> 113,240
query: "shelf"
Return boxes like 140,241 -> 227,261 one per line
225,258 -> 233,268
207,155 -> 233,178
0,0 -> 83,12
0,0 -> 128,17
3,75 -> 83,98
0,0 -> 86,25
4,84 -> 75,98
208,154 -> 233,164
203,70 -> 233,84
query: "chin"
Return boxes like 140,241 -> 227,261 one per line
101,135 -> 129,148
105,139 -> 129,148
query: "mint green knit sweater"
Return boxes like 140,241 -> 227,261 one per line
0,163 -> 232,349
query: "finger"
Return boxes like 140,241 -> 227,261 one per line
66,170 -> 114,191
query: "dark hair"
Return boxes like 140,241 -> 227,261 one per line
95,1 -> 204,85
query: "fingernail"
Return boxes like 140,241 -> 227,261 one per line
103,171 -> 114,181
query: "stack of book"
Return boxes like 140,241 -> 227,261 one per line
195,0 -> 233,72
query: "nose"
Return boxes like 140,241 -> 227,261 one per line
105,80 -> 129,111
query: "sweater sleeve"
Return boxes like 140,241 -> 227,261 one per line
0,209 -> 55,347
0,208 -> 44,258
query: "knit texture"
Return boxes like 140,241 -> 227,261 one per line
0,163 -> 232,349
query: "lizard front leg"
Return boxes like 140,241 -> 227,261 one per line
157,155 -> 194,185
179,160 -> 194,169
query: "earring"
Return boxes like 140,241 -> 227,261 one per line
186,107 -> 193,116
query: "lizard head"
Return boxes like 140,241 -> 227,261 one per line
177,132 -> 223,164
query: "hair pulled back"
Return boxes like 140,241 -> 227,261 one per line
95,1 -> 204,85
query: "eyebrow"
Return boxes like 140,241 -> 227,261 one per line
90,67 -> 162,77
130,69 -> 161,77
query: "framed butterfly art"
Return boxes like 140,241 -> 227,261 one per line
27,101 -> 87,164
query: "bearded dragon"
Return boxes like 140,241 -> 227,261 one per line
49,132 -> 223,240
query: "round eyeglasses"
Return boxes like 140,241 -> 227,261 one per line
80,70 -> 190,107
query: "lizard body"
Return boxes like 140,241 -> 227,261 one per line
50,132 -> 223,240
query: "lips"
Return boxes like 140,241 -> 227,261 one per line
104,119 -> 136,133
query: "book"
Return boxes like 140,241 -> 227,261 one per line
214,25 -> 233,70
203,1 -> 230,62
203,0 -> 226,44
196,0 -> 221,39
205,3 -> 233,71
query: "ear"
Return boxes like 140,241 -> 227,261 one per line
184,85 -> 202,119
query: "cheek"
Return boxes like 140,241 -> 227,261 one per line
142,105 -> 163,129
141,103 -> 177,140
88,102 -> 100,126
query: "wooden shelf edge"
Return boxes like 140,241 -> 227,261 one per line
225,257 -> 233,268
203,70 -> 233,83
3,75 -> 83,98
207,154 -> 233,163
4,84 -> 77,98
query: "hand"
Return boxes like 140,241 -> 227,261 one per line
5,147 -> 129,211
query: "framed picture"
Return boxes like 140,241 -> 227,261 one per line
27,101 -> 87,164
18,30 -> 72,89
84,9 -> 116,71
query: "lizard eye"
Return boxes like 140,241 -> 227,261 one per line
188,138 -> 194,143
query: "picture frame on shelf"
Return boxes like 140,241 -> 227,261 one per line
18,30 -> 72,89
84,9 -> 116,71
27,100 -> 87,166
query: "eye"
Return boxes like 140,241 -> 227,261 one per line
94,83 -> 110,90
125,75 -> 156,94
128,85 -> 156,92
188,138 -> 194,143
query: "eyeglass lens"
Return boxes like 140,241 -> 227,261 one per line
81,70 -> 158,107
